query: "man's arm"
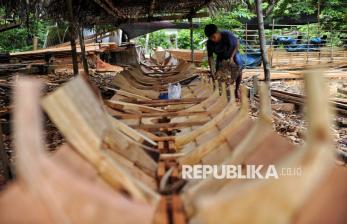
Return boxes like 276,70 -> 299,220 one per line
230,39 -> 239,64
206,42 -> 215,76
226,31 -> 239,64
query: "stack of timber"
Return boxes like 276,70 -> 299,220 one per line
271,89 -> 347,117
1,54 -> 347,224
0,43 -> 125,76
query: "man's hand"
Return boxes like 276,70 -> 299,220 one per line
229,58 -> 236,66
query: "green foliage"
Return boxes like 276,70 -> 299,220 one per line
202,6 -> 255,30
136,30 -> 171,52
0,10 -> 49,52
177,30 -> 205,49
136,6 -> 255,51
272,0 -> 346,30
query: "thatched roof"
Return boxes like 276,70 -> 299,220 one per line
1,0 -> 244,26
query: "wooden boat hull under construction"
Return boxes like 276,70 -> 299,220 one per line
1,52 -> 347,224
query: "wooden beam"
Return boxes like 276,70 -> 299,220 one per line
97,12 -> 209,25
104,0 -> 127,18
92,0 -> 119,19
65,0 -> 79,75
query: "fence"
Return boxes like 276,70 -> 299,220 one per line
233,23 -> 347,68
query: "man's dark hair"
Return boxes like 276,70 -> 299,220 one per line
204,24 -> 218,38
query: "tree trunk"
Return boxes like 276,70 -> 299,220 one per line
79,28 -> 89,75
255,0 -> 271,82
256,0 -> 272,117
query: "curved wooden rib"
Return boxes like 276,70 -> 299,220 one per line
175,85 -> 238,149
3,78 -> 155,224
106,113 -> 157,146
42,75 -> 159,204
170,83 -> 228,125
178,87 -> 250,165
191,71 -> 335,224
181,83 -> 291,217
112,74 -> 160,99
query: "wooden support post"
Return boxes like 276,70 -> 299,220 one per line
65,0 -> 79,75
78,27 -> 89,75
252,75 -> 259,97
330,28 -> 334,63
245,23 -> 248,67
270,18 -> 275,67
317,0 -> 321,63
189,17 -> 194,63
255,0 -> 271,82
32,36 -> 38,51
306,22 -> 310,63
175,31 -> 178,49
145,33 -> 150,55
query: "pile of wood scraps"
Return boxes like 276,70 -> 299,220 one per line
1,56 -> 347,224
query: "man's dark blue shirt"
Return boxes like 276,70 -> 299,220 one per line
207,30 -> 243,68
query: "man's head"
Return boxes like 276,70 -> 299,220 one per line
204,24 -> 222,43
